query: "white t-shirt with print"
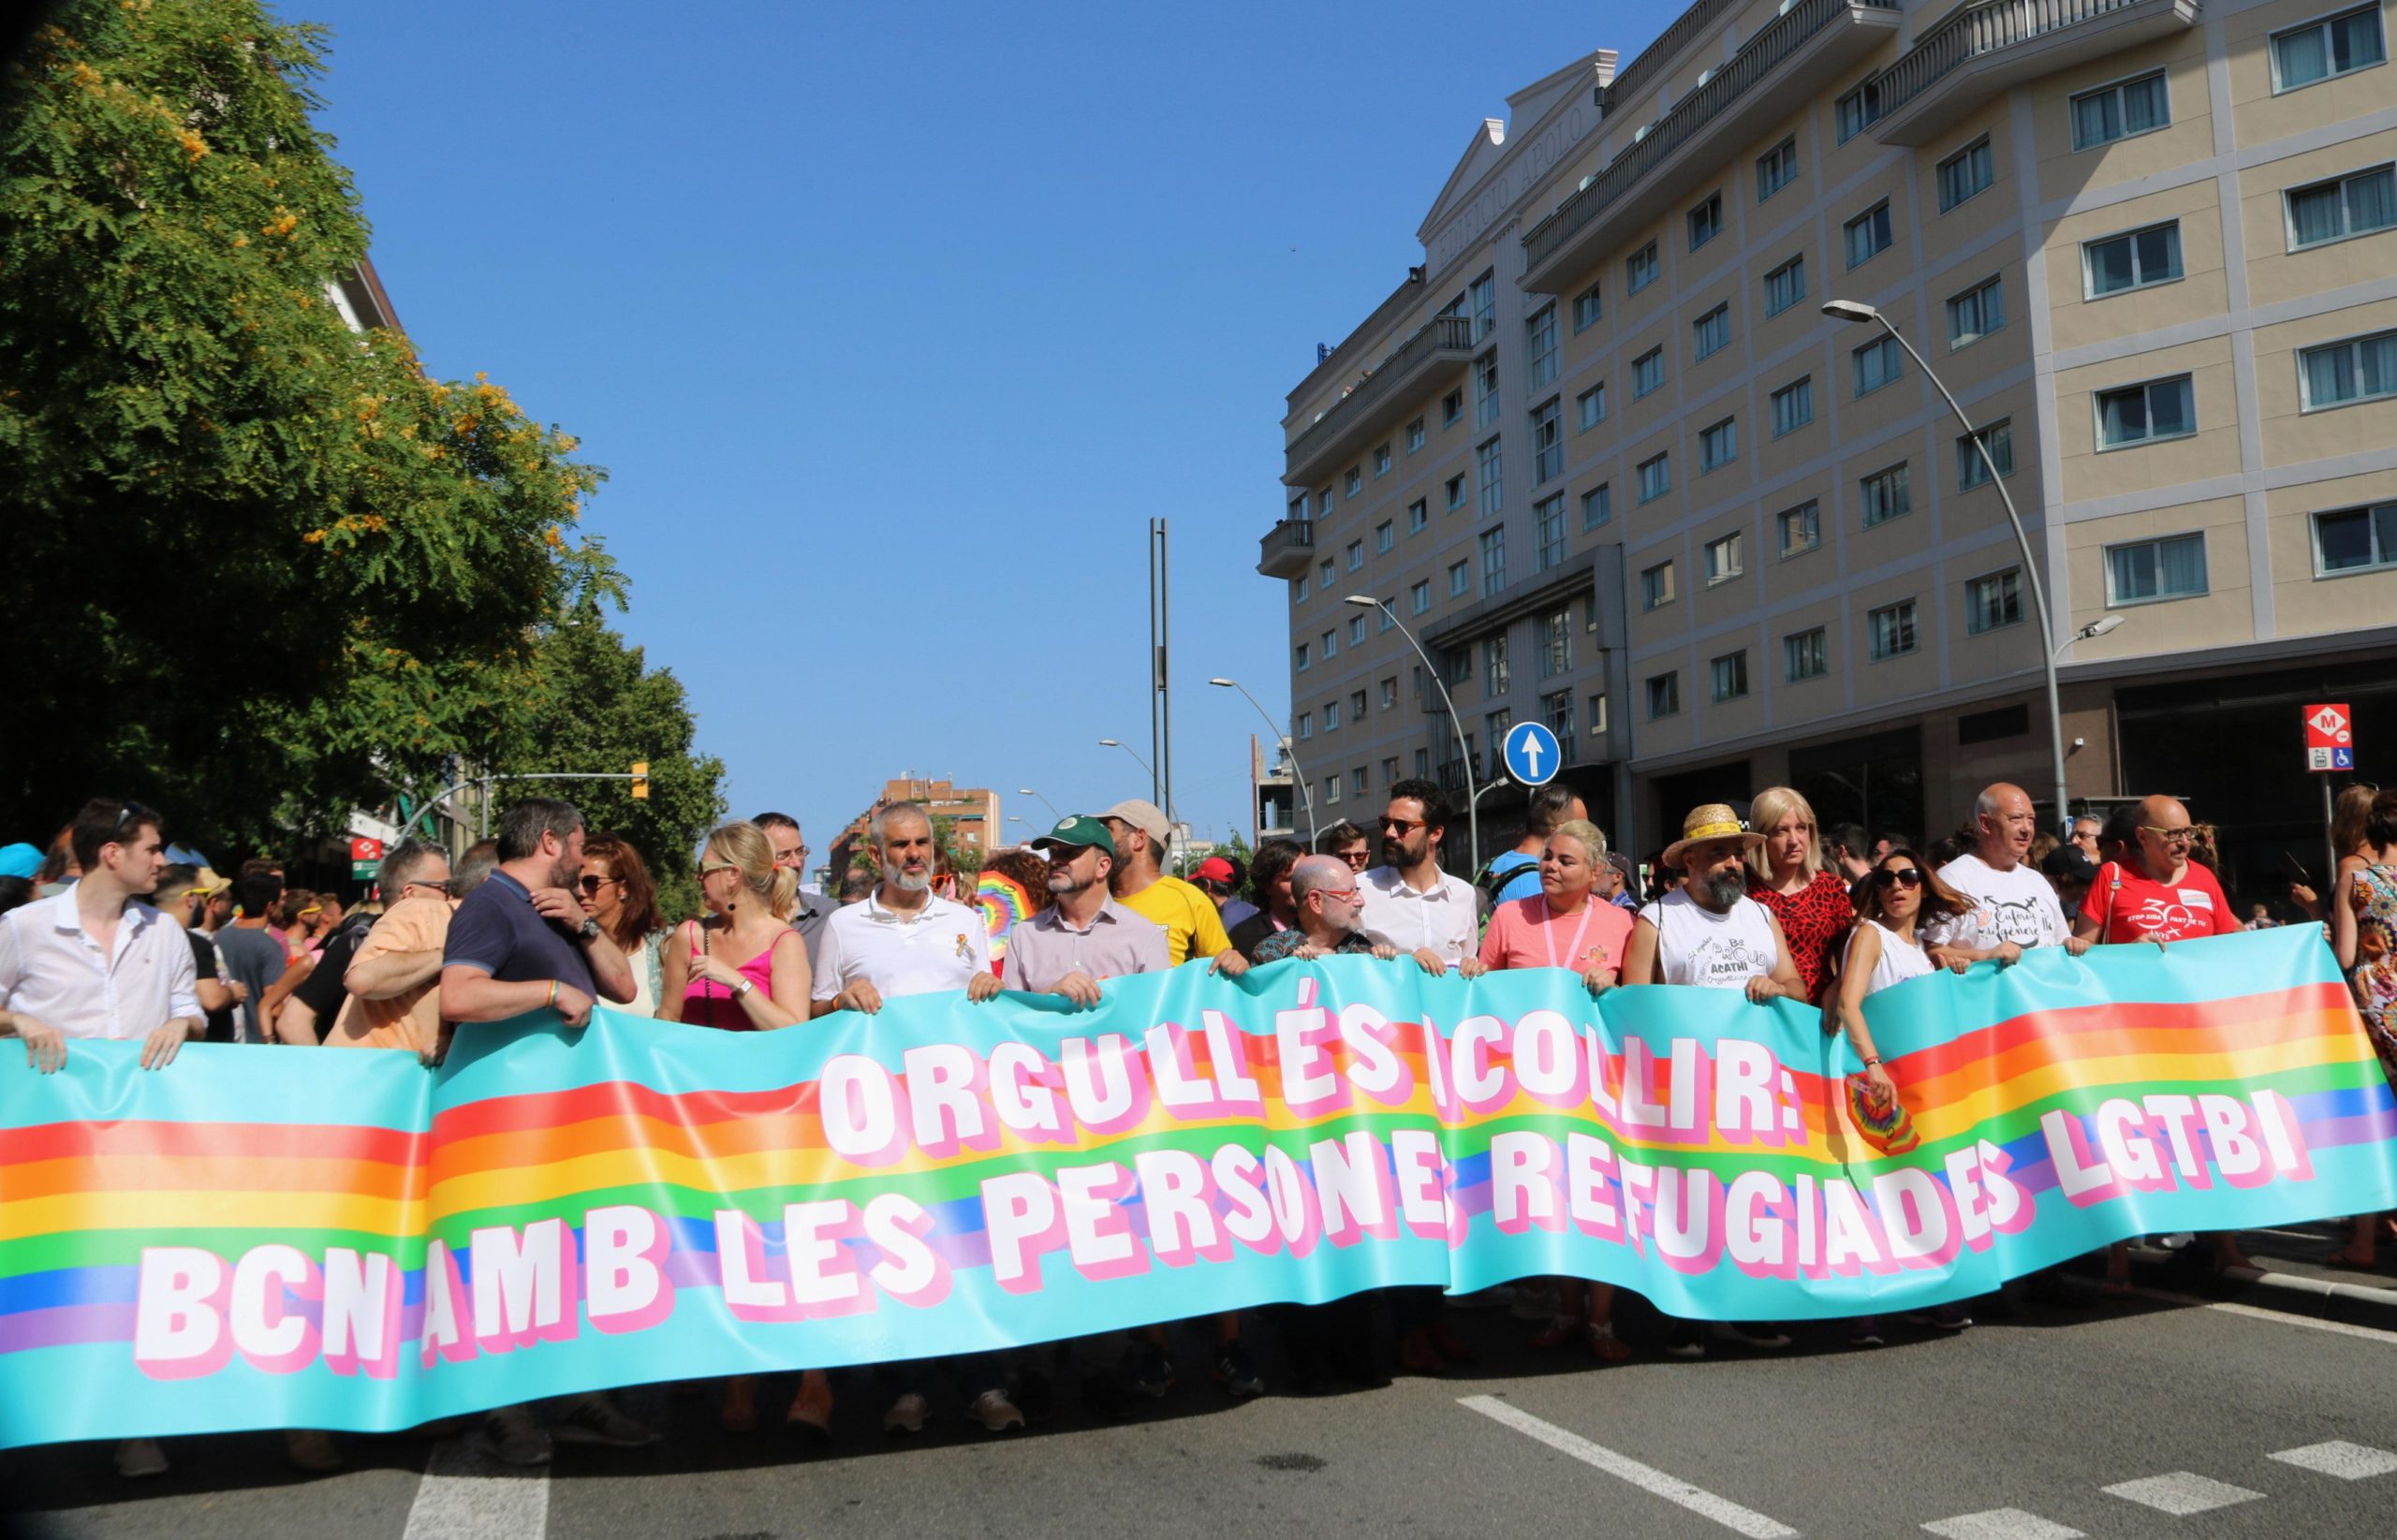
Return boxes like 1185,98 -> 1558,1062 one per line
1921,852 -> 2070,951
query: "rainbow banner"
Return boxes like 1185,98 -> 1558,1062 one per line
2,926 -> 2390,1447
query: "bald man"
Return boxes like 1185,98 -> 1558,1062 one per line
1251,856 -> 1405,963
1924,783 -> 2092,966
2074,794 -> 2238,946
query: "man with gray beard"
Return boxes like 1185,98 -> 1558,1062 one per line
810,800 -> 1001,1016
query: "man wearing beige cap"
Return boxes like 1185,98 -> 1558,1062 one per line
1097,799 -> 1245,976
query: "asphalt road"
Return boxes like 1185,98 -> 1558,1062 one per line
5,1288 -> 2391,1540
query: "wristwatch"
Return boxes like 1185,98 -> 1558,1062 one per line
579,917 -> 602,942
733,977 -> 755,998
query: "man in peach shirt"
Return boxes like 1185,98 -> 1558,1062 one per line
330,839 -> 461,1057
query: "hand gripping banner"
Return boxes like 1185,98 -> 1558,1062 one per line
3,927 -> 2392,1447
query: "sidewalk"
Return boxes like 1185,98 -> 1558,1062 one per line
2125,1219 -> 2397,1333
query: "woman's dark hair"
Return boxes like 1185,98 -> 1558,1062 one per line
1851,846 -> 1976,922
2365,789 -> 2397,852
581,832 -> 661,946
1248,838 -> 1304,905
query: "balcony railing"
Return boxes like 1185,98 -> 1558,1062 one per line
1283,314 -> 1475,486
1596,0 -> 1744,121
1522,0 -> 1900,287
1256,518 -> 1316,579
1868,0 -> 2198,143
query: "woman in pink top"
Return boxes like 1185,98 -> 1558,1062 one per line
1478,818 -> 1634,1362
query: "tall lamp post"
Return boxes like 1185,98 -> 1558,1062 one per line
1209,676 -> 1318,843
1824,299 -> 2073,832
1344,594 -> 1478,875
1017,787 -> 1062,822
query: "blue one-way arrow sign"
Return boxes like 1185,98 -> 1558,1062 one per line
1503,722 -> 1563,787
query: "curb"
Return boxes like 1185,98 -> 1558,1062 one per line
2126,1244 -> 2397,1334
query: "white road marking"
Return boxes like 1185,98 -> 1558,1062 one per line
400,1437 -> 551,1540
1458,1395 -> 1799,1538
2134,1287 -> 2397,1345
1920,1509 -> 2082,1540
2271,1441 -> 2397,1480
2101,1472 -> 2263,1515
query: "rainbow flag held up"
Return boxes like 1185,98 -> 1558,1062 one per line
2,926 -> 2390,1448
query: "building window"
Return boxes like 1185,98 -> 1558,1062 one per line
1632,346 -> 1666,398
1573,282 -> 1603,332
1688,190 -> 1724,251
1484,710 -> 1513,769
1448,560 -> 1470,596
1534,493 -> 1566,572
1860,462 -> 1912,526
1627,242 -> 1660,294
1476,349 -> 1501,427
1704,530 -> 1743,584
1346,539 -> 1364,571
1844,200 -> 1892,268
1693,303 -> 1731,361
1290,492 -> 1309,522
1405,417 -> 1426,453
1324,698 -> 1340,730
2096,374 -> 2196,447
2299,329 -> 2397,409
1372,445 -> 1391,478
1947,275 -> 2005,347
1318,557 -> 1335,588
1479,525 -> 1507,597
1410,579 -> 1431,614
1539,608 -> 1573,679
2272,5 -> 2386,91
1588,692 -> 1609,735
1852,334 -> 1904,396
1763,255 -> 1805,316
1298,711 -> 1313,740
1469,270 -> 1496,340
1442,645 -> 1470,685
1325,775 -> 1340,804
1414,748 -> 1430,776
1382,756 -> 1399,785
1295,642 -> 1311,671
2287,164 -> 2397,248
1777,500 -> 1820,557
1868,599 -> 1919,660
1443,389 -> 1463,427
1375,520 -> 1394,554
1348,615 -> 1366,645
1293,575 -> 1307,603
1320,628 -> 1336,659
1640,560 -> 1676,610
2071,69 -> 2169,150
2083,221 -> 2183,297
1646,671 -> 1681,719
2314,500 -> 2397,573
1484,632 -> 1511,696
1636,451 -> 1670,503
1349,766 -> 1369,797
1408,497 -> 1428,532
1345,467 -> 1361,497
1581,482 -> 1612,529
1836,79 -> 1883,142
1577,382 -> 1607,431
1542,688 -> 1577,743
2107,532 -> 2208,604
1956,419 -> 2014,490
1350,689 -> 1368,724
1757,137 -> 1799,201
1936,137 -> 1994,212
1770,376 -> 1814,436
1784,626 -> 1828,682
1447,474 -> 1466,512
1531,400 -> 1562,485
1965,569 -> 2023,634
1478,437 -> 1505,518
1698,416 -> 1738,472
1526,305 -> 1559,393
1710,651 -> 1750,702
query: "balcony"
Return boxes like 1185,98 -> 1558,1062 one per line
1867,0 -> 2198,146
1282,314 -> 1476,489
1520,0 -> 1902,296
1257,518 -> 1315,579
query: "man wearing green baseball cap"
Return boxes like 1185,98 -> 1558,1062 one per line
1005,816 -> 1167,1005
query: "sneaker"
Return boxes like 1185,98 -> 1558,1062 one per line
1709,1321 -> 1792,1351
1661,1337 -> 1707,1360
483,1405 -> 552,1467
1216,1342 -> 1264,1399
1846,1317 -> 1886,1348
553,1392 -> 659,1447
284,1429 -> 346,1473
2154,1231 -> 2196,1251
882,1393 -> 930,1434
1125,1342 -> 1174,1401
965,1388 -> 1025,1433
113,1438 -> 169,1478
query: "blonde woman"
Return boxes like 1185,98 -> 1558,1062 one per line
1744,786 -> 1854,1006
657,821 -> 811,1033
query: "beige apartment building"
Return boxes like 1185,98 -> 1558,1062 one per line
1264,0 -> 2397,892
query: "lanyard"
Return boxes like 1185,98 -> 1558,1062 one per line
1540,896 -> 1599,972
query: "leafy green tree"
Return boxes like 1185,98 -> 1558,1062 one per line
0,0 -> 620,853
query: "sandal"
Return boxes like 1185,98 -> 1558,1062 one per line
1587,1325 -> 1632,1364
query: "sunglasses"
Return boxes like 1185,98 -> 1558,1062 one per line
2138,826 -> 2195,843
402,878 -> 455,898
577,874 -> 620,894
1870,867 -> 1926,889
1380,816 -> 1425,832
1313,887 -> 1362,904
110,800 -> 153,841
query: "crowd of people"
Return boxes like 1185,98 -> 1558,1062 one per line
4,770 -> 2392,1477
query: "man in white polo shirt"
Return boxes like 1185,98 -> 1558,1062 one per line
1358,777 -> 1486,977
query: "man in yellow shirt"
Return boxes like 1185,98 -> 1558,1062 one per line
1097,800 -> 1243,973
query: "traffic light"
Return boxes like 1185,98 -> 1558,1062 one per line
630,761 -> 649,799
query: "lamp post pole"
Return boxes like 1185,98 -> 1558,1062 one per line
1346,595 -> 1478,875
1210,677 -> 1318,843
1016,788 -> 1062,822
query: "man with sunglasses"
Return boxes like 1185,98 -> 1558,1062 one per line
1358,779 -> 1484,977
1097,799 -> 1246,977
1923,783 -> 2092,968
2074,794 -> 2238,947
1251,854 -> 1404,963
325,838 -> 458,1055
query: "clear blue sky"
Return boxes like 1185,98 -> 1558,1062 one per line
301,0 -> 1665,858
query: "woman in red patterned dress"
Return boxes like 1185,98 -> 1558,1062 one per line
1743,785 -> 1853,1006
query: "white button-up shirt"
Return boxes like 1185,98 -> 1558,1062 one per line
1358,864 -> 1479,965
0,890 -> 200,1039
812,890 -> 992,1004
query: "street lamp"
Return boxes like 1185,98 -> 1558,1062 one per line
2058,614 -> 2125,659
1345,594 -> 1479,874
1209,677 -> 1319,843
1824,298 -> 2071,831
1016,787 -> 1062,821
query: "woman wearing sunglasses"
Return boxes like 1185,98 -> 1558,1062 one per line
580,834 -> 665,1016
1833,848 -> 1974,1342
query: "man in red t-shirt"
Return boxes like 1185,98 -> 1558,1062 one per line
2075,796 -> 2240,946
